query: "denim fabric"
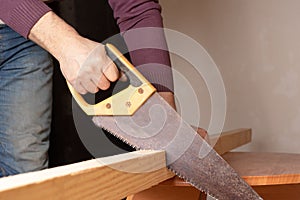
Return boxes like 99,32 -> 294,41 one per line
0,25 -> 53,177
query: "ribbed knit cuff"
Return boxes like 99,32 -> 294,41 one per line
8,0 -> 51,38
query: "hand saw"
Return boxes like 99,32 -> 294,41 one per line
67,43 -> 262,200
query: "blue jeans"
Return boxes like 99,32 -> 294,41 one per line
0,25 -> 53,177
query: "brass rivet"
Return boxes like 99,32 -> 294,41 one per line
125,101 -> 131,107
106,103 -> 111,109
138,88 -> 144,94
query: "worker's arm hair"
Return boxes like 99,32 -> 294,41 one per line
28,11 -> 94,61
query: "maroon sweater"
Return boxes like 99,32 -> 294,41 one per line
0,0 -> 174,92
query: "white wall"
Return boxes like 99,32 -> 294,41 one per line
160,0 -> 300,153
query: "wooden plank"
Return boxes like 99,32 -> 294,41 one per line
127,185 -> 202,200
252,184 -> 300,200
153,129 -> 253,187
209,128 -> 252,155
126,128 -> 253,200
0,128 -> 253,200
0,150 -> 174,200
222,152 -> 300,186
128,128 -> 253,190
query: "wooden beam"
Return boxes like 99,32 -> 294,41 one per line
126,128 -> 254,200
209,128 -> 252,155
0,150 -> 173,200
253,184 -> 300,200
0,128 -> 253,200
223,152 -> 300,186
127,129 -> 253,189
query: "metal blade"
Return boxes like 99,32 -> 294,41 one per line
93,93 -> 262,200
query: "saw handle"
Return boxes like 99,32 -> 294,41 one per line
104,45 -> 141,87
67,43 -> 156,116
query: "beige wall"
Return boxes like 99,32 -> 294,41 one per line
160,0 -> 300,153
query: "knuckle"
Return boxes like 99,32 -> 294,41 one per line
77,88 -> 87,95
67,74 -> 76,84
99,82 -> 110,90
91,87 -> 99,94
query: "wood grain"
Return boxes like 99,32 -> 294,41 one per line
127,185 -> 203,200
126,128 -> 253,200
209,128 -> 252,155
253,184 -> 300,200
0,150 -> 174,200
223,152 -> 300,185
148,128 -> 253,187
128,152 -> 300,200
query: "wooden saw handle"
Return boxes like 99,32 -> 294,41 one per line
67,43 -> 156,116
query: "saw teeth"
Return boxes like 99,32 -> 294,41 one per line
99,123 -> 221,200
166,166 -> 219,199
100,124 -> 140,150
95,123 -> 261,200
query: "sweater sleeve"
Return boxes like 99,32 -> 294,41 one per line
108,0 -> 174,92
0,0 -> 51,38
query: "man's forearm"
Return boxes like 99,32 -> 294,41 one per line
29,11 -> 83,61
29,11 -> 119,94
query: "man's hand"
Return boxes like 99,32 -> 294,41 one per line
29,11 -> 118,94
59,42 -> 119,94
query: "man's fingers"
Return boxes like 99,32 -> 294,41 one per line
76,73 -> 110,94
64,44 -> 122,94
102,59 -> 119,82
93,73 -> 110,91
119,71 -> 128,82
74,81 -> 88,95
79,73 -> 100,93
78,64 -> 111,93
83,81 -> 99,94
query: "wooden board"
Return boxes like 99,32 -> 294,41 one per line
0,128 -> 255,200
146,128 -> 253,187
222,152 -> 300,185
126,128 -> 253,200
127,185 -> 203,200
253,184 -> 300,200
209,128 -> 252,155
0,150 -> 174,200
127,152 -> 300,200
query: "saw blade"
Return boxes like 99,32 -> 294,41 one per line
93,93 -> 262,200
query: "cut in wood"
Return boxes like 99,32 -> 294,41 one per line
0,150 -> 173,200
0,128 -> 256,200
147,128 -> 253,187
126,128 -> 253,200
